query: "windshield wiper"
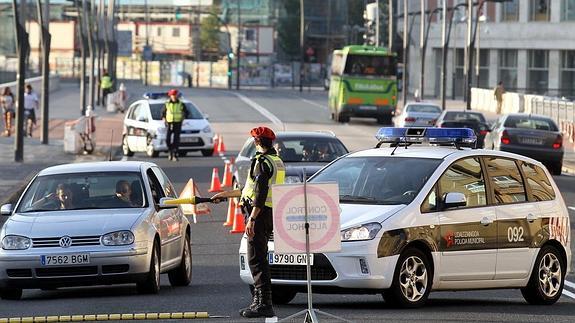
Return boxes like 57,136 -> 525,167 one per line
21,209 -> 57,213
340,195 -> 376,202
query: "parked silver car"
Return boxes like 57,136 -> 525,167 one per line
0,161 -> 192,300
394,102 -> 442,127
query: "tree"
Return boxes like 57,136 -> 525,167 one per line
200,8 -> 222,59
277,0 -> 300,60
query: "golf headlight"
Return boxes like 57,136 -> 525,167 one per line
341,223 -> 382,241
102,231 -> 134,246
2,235 -> 31,250
284,175 -> 302,184
202,125 -> 212,133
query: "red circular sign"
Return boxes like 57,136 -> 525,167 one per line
306,47 -> 315,56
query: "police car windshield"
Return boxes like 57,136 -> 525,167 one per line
149,103 -> 204,120
310,157 -> 441,205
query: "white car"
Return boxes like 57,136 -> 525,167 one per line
0,161 -> 191,300
239,127 -> 571,308
122,92 -> 214,158
394,102 -> 442,127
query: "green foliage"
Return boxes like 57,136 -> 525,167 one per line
277,0 -> 301,59
200,7 -> 222,55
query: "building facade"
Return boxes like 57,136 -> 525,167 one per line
399,0 -> 575,99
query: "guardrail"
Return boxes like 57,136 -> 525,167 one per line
0,74 -> 60,93
471,87 -> 575,143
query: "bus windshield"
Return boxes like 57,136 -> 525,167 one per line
343,54 -> 396,77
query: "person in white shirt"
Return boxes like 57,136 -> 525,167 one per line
24,84 -> 39,137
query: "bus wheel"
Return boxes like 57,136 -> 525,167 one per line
337,113 -> 349,123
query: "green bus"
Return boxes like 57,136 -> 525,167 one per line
328,45 -> 398,124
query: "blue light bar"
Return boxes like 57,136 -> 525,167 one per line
143,92 -> 182,100
376,127 -> 477,146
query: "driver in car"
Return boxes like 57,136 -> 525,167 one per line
33,183 -> 76,210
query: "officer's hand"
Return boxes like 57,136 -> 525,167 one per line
211,192 -> 226,204
245,218 -> 255,238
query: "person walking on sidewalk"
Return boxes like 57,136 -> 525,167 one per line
24,84 -> 39,137
494,81 -> 505,114
212,127 -> 285,318
1,87 -> 15,137
100,70 -> 114,107
161,89 -> 189,161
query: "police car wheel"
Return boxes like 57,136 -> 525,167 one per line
384,247 -> 432,308
272,286 -> 297,304
201,149 -> 214,157
168,233 -> 192,287
521,245 -> 565,305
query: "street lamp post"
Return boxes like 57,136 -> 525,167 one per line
441,2 -> 468,109
11,0 -> 29,162
420,7 -> 442,100
236,0 -> 241,90
36,0 -> 51,145
299,0 -> 304,93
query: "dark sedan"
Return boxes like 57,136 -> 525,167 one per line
233,131 -> 349,187
435,111 -> 490,148
484,114 -> 564,175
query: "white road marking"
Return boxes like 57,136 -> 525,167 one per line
565,280 -> 575,289
233,93 -> 284,129
299,97 -> 329,110
563,289 -> 575,300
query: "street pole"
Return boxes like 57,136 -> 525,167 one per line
388,0 -> 393,50
196,0 -> 201,88
401,0 -> 408,107
418,0 -> 424,99
107,0 -> 117,80
76,0 -> 87,115
86,0 -> 95,109
236,0 -> 241,90
476,19 -> 481,87
144,0 -> 149,86
37,0 -> 51,145
465,0 -> 472,109
299,0 -> 304,93
440,0 -> 447,110
466,0 -> 484,110
375,0 -> 379,47
12,0 -> 29,162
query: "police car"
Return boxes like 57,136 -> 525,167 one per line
122,92 -> 214,158
238,128 -> 571,308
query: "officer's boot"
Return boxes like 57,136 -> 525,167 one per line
241,288 -> 275,318
238,287 -> 260,316
168,150 -> 173,161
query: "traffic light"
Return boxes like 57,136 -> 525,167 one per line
228,52 -> 234,60
175,8 -> 182,21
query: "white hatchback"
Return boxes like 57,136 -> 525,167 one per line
238,127 -> 571,308
122,93 -> 214,158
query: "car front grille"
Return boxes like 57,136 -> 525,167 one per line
181,130 -> 200,134
180,138 -> 205,147
6,269 -> 33,278
35,266 -> 98,277
32,236 -> 101,248
270,254 -> 337,281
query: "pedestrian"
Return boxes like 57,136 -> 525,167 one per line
211,126 -> 285,318
24,84 -> 39,137
1,87 -> 15,137
161,89 -> 189,161
100,70 -> 113,107
494,81 -> 505,114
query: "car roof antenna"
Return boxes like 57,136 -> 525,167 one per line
108,130 -> 114,161
390,138 -> 401,155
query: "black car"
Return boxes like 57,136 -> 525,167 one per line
233,131 -> 349,187
484,114 -> 564,175
435,111 -> 490,148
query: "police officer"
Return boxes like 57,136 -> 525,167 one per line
161,89 -> 189,161
212,126 -> 285,318
100,70 -> 113,107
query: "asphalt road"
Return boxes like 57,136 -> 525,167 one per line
1,87 -> 575,322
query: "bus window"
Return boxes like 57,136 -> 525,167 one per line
330,52 -> 344,76
343,55 -> 396,77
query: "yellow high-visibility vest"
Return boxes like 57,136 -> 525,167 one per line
165,101 -> 185,123
100,76 -> 113,89
241,153 -> 285,208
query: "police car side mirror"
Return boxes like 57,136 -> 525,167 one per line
443,192 -> 467,209
1,204 -> 13,216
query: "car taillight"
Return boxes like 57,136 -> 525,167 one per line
501,130 -> 510,145
405,117 -> 416,122
479,130 -> 489,136
552,135 -> 562,149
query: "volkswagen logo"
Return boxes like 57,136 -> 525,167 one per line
59,236 -> 72,248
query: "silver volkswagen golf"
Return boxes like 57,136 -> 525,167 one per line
0,161 -> 191,300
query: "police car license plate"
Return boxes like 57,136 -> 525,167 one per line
41,254 -> 90,266
268,253 -> 313,266
180,137 -> 199,143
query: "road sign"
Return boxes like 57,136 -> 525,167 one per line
272,182 -> 341,254
142,45 -> 153,61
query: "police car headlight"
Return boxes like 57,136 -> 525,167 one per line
101,231 -> 134,246
341,223 -> 382,241
2,235 -> 31,250
284,176 -> 302,184
202,125 -> 212,133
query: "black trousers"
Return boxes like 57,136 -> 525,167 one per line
166,122 -> 182,154
102,88 -> 112,106
247,206 -> 273,290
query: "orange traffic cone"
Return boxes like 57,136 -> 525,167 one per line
222,161 -> 233,188
230,203 -> 246,234
208,167 -> 223,193
179,178 -> 211,223
217,135 -> 226,155
223,198 -> 236,227
212,134 -> 220,156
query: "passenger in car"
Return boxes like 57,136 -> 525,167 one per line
314,143 -> 334,162
33,183 -> 76,210
115,180 -> 134,206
